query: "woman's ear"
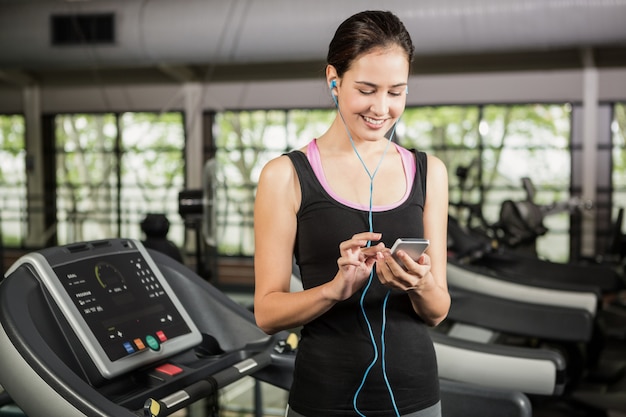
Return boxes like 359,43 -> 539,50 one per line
326,66 -> 340,107
325,65 -> 338,88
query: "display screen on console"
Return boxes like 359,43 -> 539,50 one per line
53,252 -> 194,362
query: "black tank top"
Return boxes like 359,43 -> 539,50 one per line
286,149 -> 440,417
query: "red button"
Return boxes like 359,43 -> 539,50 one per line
155,363 -> 183,376
156,330 -> 167,342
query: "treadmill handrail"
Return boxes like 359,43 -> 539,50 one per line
447,286 -> 594,342
430,331 -> 565,396
447,261 -> 598,315
439,379 -> 532,417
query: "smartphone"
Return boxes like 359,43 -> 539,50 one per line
390,238 -> 430,269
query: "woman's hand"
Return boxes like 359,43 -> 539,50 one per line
326,232 -> 385,301
376,248 -> 434,292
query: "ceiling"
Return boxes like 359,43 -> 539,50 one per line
1,0 -> 625,89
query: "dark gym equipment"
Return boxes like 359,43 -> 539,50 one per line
0,238 -> 541,417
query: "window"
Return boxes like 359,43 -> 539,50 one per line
481,104 -> 572,262
56,113 -> 118,243
400,105 -> 481,226
613,102 -> 626,232
55,112 -> 185,245
399,104 -> 571,261
118,112 -> 185,243
213,105 -> 573,261
0,115 -> 26,246
0,102 -> 594,264
212,109 -> 333,256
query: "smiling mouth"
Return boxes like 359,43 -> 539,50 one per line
362,115 -> 386,126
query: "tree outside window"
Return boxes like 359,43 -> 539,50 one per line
55,112 -> 185,246
0,115 -> 26,247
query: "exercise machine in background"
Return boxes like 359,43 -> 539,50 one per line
177,158 -> 220,282
140,213 -> 184,264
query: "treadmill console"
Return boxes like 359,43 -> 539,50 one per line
7,239 -> 202,380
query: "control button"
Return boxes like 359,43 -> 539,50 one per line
155,363 -> 183,376
134,338 -> 146,350
123,342 -> 135,354
145,335 -> 160,351
156,330 -> 168,343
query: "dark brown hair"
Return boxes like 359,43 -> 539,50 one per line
327,10 -> 415,78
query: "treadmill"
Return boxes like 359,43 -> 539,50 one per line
0,239 -> 293,417
0,238 -> 535,417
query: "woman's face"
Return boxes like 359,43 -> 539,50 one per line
335,45 -> 409,142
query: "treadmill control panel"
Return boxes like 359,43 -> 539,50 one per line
11,239 -> 202,379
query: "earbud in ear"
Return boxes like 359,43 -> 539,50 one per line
329,80 -> 338,107
405,85 -> 409,95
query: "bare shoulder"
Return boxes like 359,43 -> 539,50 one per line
259,153 -> 297,184
425,154 -> 449,202
426,153 -> 448,177
257,153 -> 301,209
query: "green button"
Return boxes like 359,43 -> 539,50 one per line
146,335 -> 160,351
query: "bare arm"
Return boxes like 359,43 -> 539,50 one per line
375,154 -> 450,326
253,155 -> 383,334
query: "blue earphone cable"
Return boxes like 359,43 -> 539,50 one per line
335,104 -> 402,417
381,291 -> 400,416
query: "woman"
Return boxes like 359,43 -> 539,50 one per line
254,10 -> 450,417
